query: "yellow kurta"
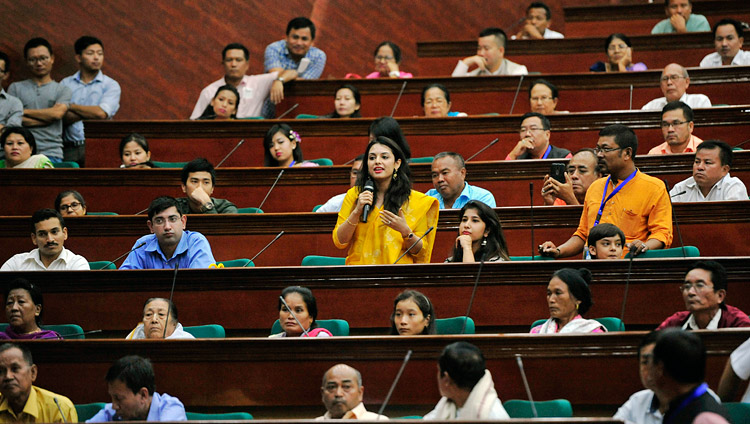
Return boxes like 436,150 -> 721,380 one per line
333,188 -> 439,264
0,385 -> 78,423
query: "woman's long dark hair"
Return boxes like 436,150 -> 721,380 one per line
369,117 -> 411,159
326,84 -> 362,118
389,290 -> 436,335
355,136 -> 411,215
263,123 -> 304,166
449,200 -> 510,262
197,84 -> 240,120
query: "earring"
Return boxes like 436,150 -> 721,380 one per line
481,237 -> 487,246
393,169 -> 398,180
576,303 -> 580,310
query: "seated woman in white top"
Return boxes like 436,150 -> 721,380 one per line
126,297 -> 195,339
530,268 -> 606,334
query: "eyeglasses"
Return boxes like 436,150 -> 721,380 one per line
59,202 -> 82,211
375,55 -> 394,61
660,120 -> 690,128
424,98 -> 446,106
595,146 -> 623,154
519,126 -> 546,134
680,282 -> 714,292
530,96 -> 553,103
27,56 -> 51,64
607,44 -> 628,52
660,74 -> 685,83
151,215 -> 181,226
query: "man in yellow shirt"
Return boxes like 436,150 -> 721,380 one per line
0,343 -> 77,422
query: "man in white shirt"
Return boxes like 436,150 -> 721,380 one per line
316,364 -> 387,420
317,156 -> 362,213
641,63 -> 711,111
514,2 -> 564,40
700,19 -> 750,67
1,209 -> 89,271
452,28 -> 528,77
718,335 -> 750,403
671,140 -> 748,202
190,43 -> 277,119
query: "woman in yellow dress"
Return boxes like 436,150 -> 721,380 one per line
333,137 -> 438,264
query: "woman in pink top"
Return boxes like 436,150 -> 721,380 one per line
366,41 -> 413,79
530,268 -> 606,334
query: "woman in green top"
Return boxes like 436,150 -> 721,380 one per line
0,127 -> 53,169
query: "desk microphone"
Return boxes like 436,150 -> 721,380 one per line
54,329 -> 103,339
134,207 -> 149,215
393,226 -> 435,264
246,231 -> 285,267
376,350 -> 412,418
466,138 -> 499,162
663,179 -> 687,258
508,75 -> 525,115
163,264 -> 179,339
361,179 -> 375,222
461,249 -> 487,334
733,137 -> 750,149
670,190 -> 687,198
529,182 -> 535,260
390,81 -> 407,117
257,169 -> 285,211
508,16 -> 527,32
277,103 -> 299,120
54,398 -> 67,423
215,139 -> 245,168
515,355 -> 538,418
279,295 -> 310,337
629,85 -> 634,110
97,242 -> 147,269
620,246 -> 635,331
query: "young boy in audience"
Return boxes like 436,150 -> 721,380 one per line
587,223 -> 625,259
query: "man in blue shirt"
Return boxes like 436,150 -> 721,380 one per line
651,0 -> 710,34
61,36 -> 121,167
427,152 -> 496,209
262,17 -> 326,117
120,196 -> 215,269
87,355 -> 186,422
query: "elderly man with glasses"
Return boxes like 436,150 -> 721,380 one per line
641,63 -> 711,111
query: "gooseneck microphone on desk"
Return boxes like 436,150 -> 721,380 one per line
257,169 -> 285,211
245,231 -> 285,267
279,295 -> 310,337
163,263 -> 179,339
97,242 -> 146,269
215,139 -> 245,168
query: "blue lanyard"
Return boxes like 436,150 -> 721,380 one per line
594,169 -> 638,227
664,383 -> 708,424
288,160 -> 296,167
541,145 -> 552,159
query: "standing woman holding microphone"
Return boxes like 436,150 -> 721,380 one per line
333,137 -> 439,264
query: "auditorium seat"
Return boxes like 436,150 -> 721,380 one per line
236,207 -> 264,214
301,255 -> 346,266
295,114 -> 319,119
0,323 -> 88,339
435,316 -> 475,334
626,246 -> 700,259
152,161 -> 188,168
271,319 -> 350,336
75,403 -> 106,421
216,259 -> 253,268
186,411 -> 253,420
510,256 -> 554,261
183,324 -> 226,339
54,161 -> 80,168
530,318 -> 624,332
503,399 -> 573,418
87,212 -> 118,216
309,158 -> 334,166
725,402 -> 750,424
410,156 -> 434,164
89,261 -> 115,270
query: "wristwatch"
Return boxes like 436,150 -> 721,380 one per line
275,76 -> 285,83
201,202 -> 215,212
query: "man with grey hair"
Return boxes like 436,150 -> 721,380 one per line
317,364 -> 387,420
641,63 -> 711,111
426,152 -> 496,209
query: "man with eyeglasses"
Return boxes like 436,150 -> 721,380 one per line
1,209 -> 89,271
641,63 -> 711,111
671,140 -> 748,201
539,124 -> 672,258
657,261 -> 750,330
506,112 -> 571,160
317,364 -> 387,420
120,196 -> 215,269
8,38 -> 72,164
651,0 -> 710,34
648,101 -> 703,155
0,51 -> 23,133
700,19 -> 750,68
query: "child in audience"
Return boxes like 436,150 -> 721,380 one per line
587,223 -> 625,259
262,123 -> 318,167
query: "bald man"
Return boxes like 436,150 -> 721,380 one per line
641,63 -> 711,111
317,364 -> 388,420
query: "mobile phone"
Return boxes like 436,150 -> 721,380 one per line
550,163 -> 566,183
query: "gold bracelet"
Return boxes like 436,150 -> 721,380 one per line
345,217 -> 358,226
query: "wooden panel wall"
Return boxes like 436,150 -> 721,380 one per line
2,0 -> 620,120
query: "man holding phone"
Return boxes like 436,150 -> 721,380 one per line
542,148 -> 602,205
506,112 -> 571,160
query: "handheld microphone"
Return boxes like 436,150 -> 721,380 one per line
163,264 -> 179,339
529,182 -> 535,260
279,295 -> 310,337
663,179 -> 687,258
390,81 -> 407,117
257,169 -> 285,211
54,398 -> 67,423
670,190 -> 687,198
361,179 -> 375,222
215,139 -> 245,168
245,231 -> 285,267
508,75 -> 525,115
629,84 -> 633,110
277,103 -> 299,120
97,242 -> 147,269
461,248 -> 487,334
515,355 -> 538,418
466,138 -> 499,162
393,226 -> 435,264
376,350 -> 413,418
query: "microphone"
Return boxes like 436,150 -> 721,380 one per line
163,264 -> 179,339
629,84 -> 633,110
215,139 -> 245,168
360,179 -> 375,223
529,182 -> 535,260
732,137 -> 750,149
279,295 -> 310,337
54,329 -> 103,339
257,169 -> 285,211
97,242 -> 147,269
461,248 -> 487,334
508,75 -> 525,114
466,138 -> 499,162
515,355 -> 538,418
376,350 -> 413,418
277,103 -> 299,120
663,179 -> 687,258
508,16 -> 527,32
619,248 -> 635,331
393,226 -> 435,264
670,190 -> 687,198
245,231 -> 285,267
390,81 -> 407,117
134,207 -> 148,215
54,398 -> 67,423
